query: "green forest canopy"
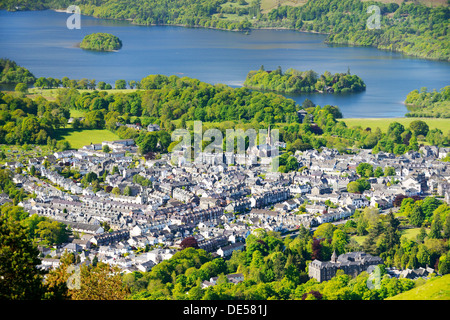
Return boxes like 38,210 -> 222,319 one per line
80,33 -> 123,51
0,63 -> 449,156
244,66 -> 366,94
0,58 -> 36,84
405,86 -> 450,118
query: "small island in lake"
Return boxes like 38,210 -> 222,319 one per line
244,66 -> 366,94
80,33 -> 122,52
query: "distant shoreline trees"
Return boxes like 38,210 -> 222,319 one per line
0,58 -> 36,84
405,86 -> 450,118
0,0 -> 448,61
244,67 -> 366,94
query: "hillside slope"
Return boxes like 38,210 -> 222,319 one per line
386,274 -> 450,300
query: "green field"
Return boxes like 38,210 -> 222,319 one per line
400,227 -> 428,241
342,118 -> 450,133
69,109 -> 86,118
55,128 -> 120,149
260,0 -> 306,13
349,226 -> 427,246
387,274 -> 450,300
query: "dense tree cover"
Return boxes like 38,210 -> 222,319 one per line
58,74 -> 300,127
405,86 -> 450,118
282,100 -> 449,156
81,0 -> 252,31
0,62 -> 446,157
361,200 -> 450,275
45,252 -> 129,300
15,82 -> 28,93
244,66 -> 366,94
332,118 -> 447,155
260,0 -> 449,61
0,58 -> 36,84
0,168 -> 27,205
80,33 -> 123,52
346,178 -> 370,194
277,152 -> 298,173
0,91 -> 69,145
0,69 -> 448,157
0,0 -> 251,31
345,162 -> 397,194
0,205 -> 44,299
0,208 -> 128,300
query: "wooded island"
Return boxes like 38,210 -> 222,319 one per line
244,66 -> 366,94
80,33 -> 122,52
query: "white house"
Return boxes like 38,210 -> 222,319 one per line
217,242 -> 245,258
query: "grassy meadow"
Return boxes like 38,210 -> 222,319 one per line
387,274 -> 450,300
55,128 -> 119,149
341,118 -> 450,133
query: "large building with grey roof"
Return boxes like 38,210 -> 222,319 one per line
309,251 -> 383,282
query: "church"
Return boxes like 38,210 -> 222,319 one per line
248,125 -> 278,159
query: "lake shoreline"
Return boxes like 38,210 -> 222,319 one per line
2,9 -> 448,118
44,9 -> 446,62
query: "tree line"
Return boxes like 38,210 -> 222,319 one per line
405,86 -> 450,118
259,0 -> 449,61
4,72 -> 450,157
244,66 -> 366,94
0,58 -> 36,84
0,91 -> 69,146
1,59 -> 449,156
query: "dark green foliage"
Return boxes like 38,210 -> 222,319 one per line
0,91 -> 68,145
0,0 -> 251,31
80,33 -> 122,52
262,0 -> 450,61
0,208 -> 44,299
66,74 -> 299,125
244,68 -> 366,94
347,179 -> 370,194
0,58 -> 36,84
277,153 -> 298,173
356,162 -> 373,178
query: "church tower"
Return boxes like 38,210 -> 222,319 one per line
331,250 -> 338,263
266,125 -> 272,146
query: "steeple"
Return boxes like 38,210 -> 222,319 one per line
331,250 -> 338,263
266,125 -> 272,146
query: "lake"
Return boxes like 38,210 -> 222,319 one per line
0,9 -> 449,118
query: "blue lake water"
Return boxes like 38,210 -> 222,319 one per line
0,9 -> 449,118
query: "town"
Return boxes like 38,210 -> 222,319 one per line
5,132 -> 449,286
